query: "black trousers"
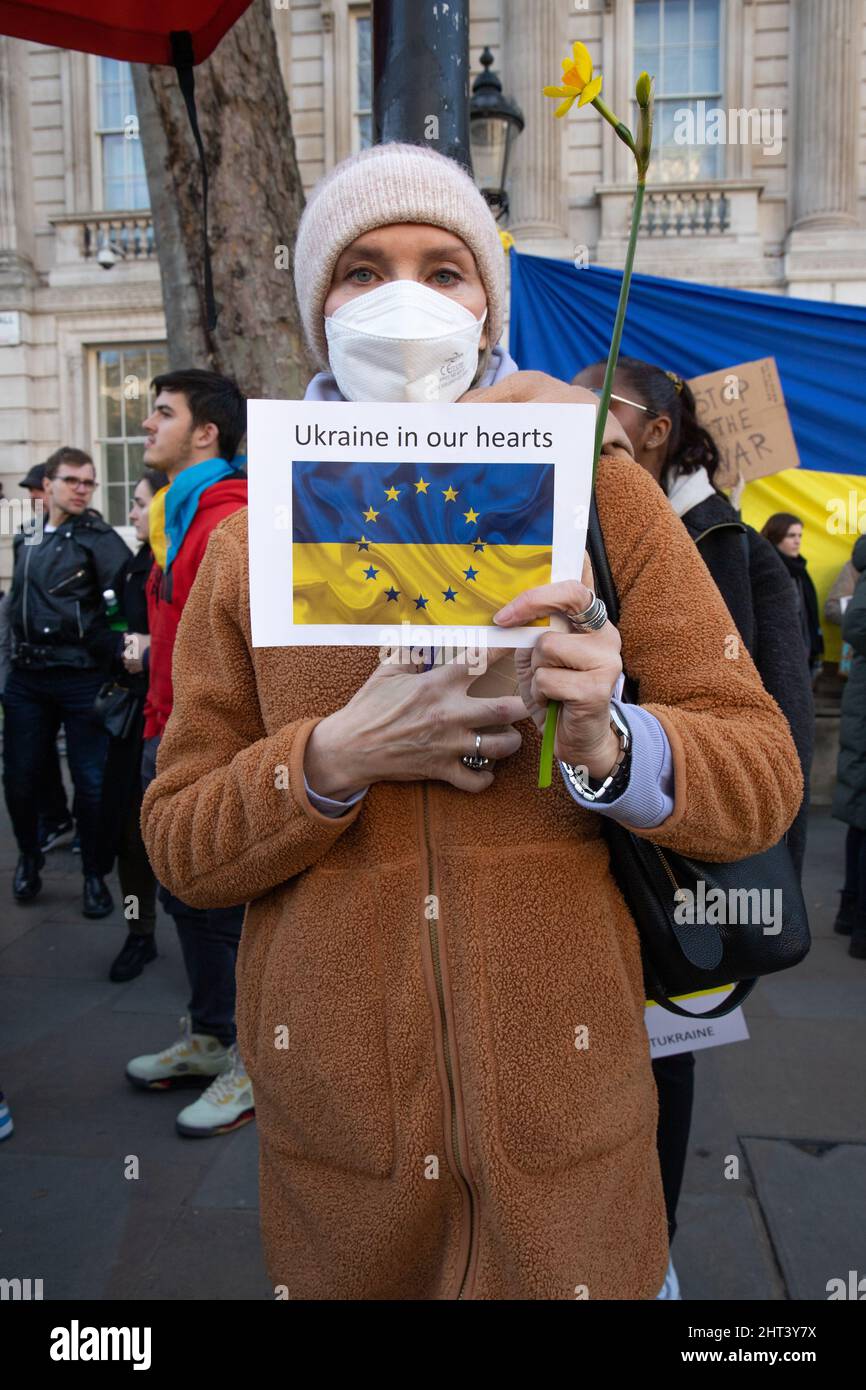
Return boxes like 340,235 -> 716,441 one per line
843,825 -> 866,909
652,1050 -> 695,1243
3,666 -> 108,875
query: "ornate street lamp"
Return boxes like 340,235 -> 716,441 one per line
469,47 -> 524,221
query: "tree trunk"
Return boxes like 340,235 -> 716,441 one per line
131,0 -> 315,399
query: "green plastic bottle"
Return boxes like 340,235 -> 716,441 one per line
102,588 -> 127,633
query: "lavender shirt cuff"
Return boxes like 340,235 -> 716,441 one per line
559,701 -> 675,829
304,775 -> 369,818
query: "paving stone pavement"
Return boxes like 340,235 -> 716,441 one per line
0,788 -> 863,1301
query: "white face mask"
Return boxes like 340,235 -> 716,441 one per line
324,279 -> 487,403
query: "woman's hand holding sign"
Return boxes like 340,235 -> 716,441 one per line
304,648 -> 528,799
495,553 -> 623,781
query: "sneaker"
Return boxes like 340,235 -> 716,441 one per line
39,817 -> 75,853
72,834 -> 81,855
175,1044 -> 255,1138
126,1018 -> 230,1091
0,1092 -> 13,1141
655,1257 -> 682,1300
834,890 -> 858,936
109,933 -> 157,983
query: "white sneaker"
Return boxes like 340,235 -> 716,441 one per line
655,1256 -> 682,1300
126,1017 -> 230,1091
175,1044 -> 255,1138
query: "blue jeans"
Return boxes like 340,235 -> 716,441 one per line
142,734 -> 244,1045
3,666 -> 108,876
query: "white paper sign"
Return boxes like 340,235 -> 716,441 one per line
645,987 -> 749,1058
247,400 -> 595,648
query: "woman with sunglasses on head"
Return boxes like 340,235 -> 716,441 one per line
573,356 -> 814,1293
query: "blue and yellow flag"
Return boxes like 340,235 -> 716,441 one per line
292,460 -> 554,627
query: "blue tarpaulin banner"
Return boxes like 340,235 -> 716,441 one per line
508,251 -> 866,476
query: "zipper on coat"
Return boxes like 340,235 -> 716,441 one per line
75,600 -> 83,639
420,783 -> 477,1300
47,567 -> 86,596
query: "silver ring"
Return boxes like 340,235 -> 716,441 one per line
563,592 -> 608,632
461,732 -> 490,772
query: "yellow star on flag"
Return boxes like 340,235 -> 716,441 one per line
463,507 -> 479,524
442,485 -> 458,502
384,486 -> 400,501
363,505 -> 380,523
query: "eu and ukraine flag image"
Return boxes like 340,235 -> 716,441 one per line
291,460 -> 554,627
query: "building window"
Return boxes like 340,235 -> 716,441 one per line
634,0 -> 723,181
94,344 -> 168,527
95,58 -> 149,210
353,11 -> 372,151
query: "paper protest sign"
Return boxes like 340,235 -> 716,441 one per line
686,357 -> 800,488
645,986 -> 749,1059
247,401 -> 595,648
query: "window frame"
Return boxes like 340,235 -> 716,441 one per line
602,0 -> 754,188
350,7 -> 373,154
89,54 -> 149,213
89,341 -> 169,532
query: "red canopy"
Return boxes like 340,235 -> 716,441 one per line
0,0 -> 255,65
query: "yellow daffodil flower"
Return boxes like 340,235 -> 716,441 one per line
543,41 -> 602,117
499,229 -> 515,252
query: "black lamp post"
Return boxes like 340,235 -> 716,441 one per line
372,0 -> 472,172
469,47 -> 524,221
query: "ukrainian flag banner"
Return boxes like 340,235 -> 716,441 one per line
246,401 -> 596,648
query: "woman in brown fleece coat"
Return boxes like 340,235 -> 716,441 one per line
141,145 -> 802,1300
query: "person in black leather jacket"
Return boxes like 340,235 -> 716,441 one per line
3,446 -> 131,916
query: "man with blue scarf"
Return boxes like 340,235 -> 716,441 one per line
126,369 -> 254,1140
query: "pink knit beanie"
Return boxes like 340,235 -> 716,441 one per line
294,142 -> 506,371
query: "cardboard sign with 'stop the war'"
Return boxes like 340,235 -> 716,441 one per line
686,356 -> 800,488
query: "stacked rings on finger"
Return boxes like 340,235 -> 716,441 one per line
563,592 -> 608,633
461,733 -> 490,772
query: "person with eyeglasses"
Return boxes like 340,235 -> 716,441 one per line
574,355 -> 814,1299
3,446 -> 131,915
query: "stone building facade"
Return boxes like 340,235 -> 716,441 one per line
1,0 -> 865,570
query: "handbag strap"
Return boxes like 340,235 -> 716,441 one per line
649,977 -> 755,1020
588,491 -> 757,1022
587,492 -> 638,702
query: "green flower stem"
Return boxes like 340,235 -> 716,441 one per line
591,96 -> 636,154
537,179 -> 646,789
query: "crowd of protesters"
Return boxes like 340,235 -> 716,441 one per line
0,141 -> 861,1301
1,371 -> 254,1141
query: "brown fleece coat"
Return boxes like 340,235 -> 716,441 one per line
141,449 -> 802,1301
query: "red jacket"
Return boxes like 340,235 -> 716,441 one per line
144,476 -> 248,740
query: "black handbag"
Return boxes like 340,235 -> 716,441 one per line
586,496 -> 810,1019
93,681 -> 142,741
